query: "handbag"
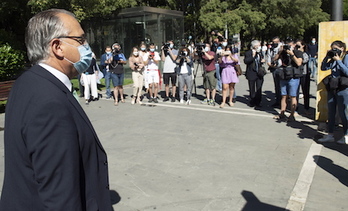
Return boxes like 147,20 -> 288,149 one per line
257,66 -> 267,77
234,64 -> 243,76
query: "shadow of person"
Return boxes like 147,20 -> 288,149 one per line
286,120 -> 319,140
313,155 -> 348,187
241,190 -> 290,211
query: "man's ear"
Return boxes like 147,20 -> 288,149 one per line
51,39 -> 64,59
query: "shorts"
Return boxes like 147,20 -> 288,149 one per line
110,72 -> 124,86
280,78 -> 300,97
203,70 -> 217,90
163,73 -> 177,85
146,70 -> 159,84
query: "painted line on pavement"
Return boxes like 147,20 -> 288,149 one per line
286,142 -> 322,211
149,102 -> 313,122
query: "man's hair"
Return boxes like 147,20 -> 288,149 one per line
25,9 -> 75,64
250,40 -> 260,49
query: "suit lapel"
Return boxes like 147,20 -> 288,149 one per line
31,65 -> 106,153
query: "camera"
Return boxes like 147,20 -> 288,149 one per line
149,52 -> 155,58
162,43 -> 170,51
180,51 -> 186,57
134,62 -> 138,66
327,48 -> 342,58
195,43 -> 205,56
283,44 -> 291,51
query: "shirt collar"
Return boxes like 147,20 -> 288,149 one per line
39,63 -> 72,91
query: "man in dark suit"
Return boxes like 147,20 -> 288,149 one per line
0,9 -> 113,210
244,40 -> 265,107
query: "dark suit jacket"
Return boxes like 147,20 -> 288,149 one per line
0,65 -> 112,211
244,50 -> 262,81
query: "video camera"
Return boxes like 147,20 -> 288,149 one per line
327,48 -> 342,58
195,43 -> 205,56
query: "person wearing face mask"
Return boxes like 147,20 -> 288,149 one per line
244,40 -> 265,108
318,40 -> 348,144
176,47 -> 193,104
144,43 -> 161,103
100,46 -> 113,99
108,43 -> 127,106
273,40 -> 304,122
81,52 -> 99,105
129,47 -> 145,104
161,40 -> 178,102
218,45 -> 240,108
0,9 -> 112,210
295,40 -> 311,115
307,37 -> 318,79
201,43 -> 217,106
267,36 -> 282,108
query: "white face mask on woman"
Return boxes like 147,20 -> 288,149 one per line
133,52 -> 139,56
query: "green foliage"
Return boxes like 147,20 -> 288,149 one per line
0,44 -> 25,81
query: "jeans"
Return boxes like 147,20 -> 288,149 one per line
104,71 -> 111,97
178,74 -> 192,100
309,57 -> 317,78
215,63 -> 222,91
327,89 -> 348,135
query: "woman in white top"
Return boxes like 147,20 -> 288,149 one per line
175,47 -> 193,105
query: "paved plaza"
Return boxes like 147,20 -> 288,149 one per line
0,60 -> 348,210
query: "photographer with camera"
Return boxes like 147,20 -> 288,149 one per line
267,36 -> 282,108
107,43 -> 127,106
144,43 -> 161,103
273,40 -> 303,122
318,40 -> 348,144
161,40 -> 178,102
175,47 -> 193,105
200,43 -> 217,106
244,40 -> 265,108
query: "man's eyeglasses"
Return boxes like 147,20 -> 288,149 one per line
57,36 -> 87,45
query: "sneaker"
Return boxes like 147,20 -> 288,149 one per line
273,113 -> 287,121
163,97 -> 169,102
180,99 -> 184,104
201,99 -> 208,104
186,100 -> 191,105
85,100 -> 89,105
337,136 -> 348,145
148,98 -> 153,103
318,135 -> 335,143
171,97 -> 176,102
209,99 -> 215,106
153,98 -> 158,103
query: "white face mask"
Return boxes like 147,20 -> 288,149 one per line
222,42 -> 228,47
204,47 -> 210,52
312,40 -> 316,44
133,52 -> 139,56
170,44 -> 174,49
256,46 -> 261,52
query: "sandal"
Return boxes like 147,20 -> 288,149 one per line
114,101 -> 118,106
273,113 -> 287,121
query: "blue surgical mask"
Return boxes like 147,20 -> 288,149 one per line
141,47 -> 146,51
62,41 -> 93,74
150,48 -> 155,52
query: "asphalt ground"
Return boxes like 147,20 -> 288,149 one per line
0,58 -> 347,211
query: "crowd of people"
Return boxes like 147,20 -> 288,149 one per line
79,32 -> 348,145
81,33 -> 319,113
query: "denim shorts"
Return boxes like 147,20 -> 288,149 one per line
280,78 -> 300,97
110,73 -> 124,86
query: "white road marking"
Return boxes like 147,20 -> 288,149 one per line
286,142 -> 322,211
